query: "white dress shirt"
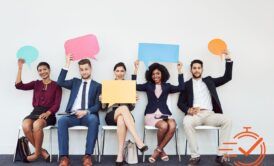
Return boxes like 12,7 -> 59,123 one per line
192,78 -> 213,111
71,79 -> 91,111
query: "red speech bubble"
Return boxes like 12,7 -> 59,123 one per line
65,34 -> 99,60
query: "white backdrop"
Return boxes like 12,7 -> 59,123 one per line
0,0 -> 274,155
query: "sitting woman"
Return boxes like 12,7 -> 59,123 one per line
15,59 -> 62,162
101,62 -> 148,166
132,60 -> 184,163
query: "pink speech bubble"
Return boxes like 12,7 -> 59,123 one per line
64,34 -> 99,61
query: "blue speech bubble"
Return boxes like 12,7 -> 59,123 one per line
138,43 -> 179,68
16,46 -> 39,67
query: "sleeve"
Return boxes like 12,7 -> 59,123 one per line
212,61 -> 233,87
87,84 -> 102,114
169,73 -> 185,93
57,68 -> 74,90
177,90 -> 189,115
47,85 -> 62,114
15,81 -> 35,90
131,74 -> 147,91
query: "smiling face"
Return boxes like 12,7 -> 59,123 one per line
191,63 -> 203,79
152,69 -> 162,84
37,65 -> 50,80
114,66 -> 126,80
79,64 -> 92,80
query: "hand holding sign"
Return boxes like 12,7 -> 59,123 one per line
16,46 -> 39,67
64,34 -> 99,61
138,43 -> 179,68
102,80 -> 136,107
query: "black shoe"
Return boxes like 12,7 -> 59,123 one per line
215,156 -> 233,166
137,145 -> 148,153
188,157 -> 201,166
115,161 -> 126,166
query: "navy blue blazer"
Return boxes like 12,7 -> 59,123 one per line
57,69 -> 101,117
177,61 -> 233,114
132,74 -> 184,115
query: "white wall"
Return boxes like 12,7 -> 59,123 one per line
0,0 -> 274,155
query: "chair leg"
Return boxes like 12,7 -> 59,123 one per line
97,137 -> 100,163
49,128 -> 53,163
217,129 -> 220,147
175,128 -> 181,162
142,129 -> 146,163
185,139 -> 188,156
101,129 -> 106,162
13,128 -> 21,162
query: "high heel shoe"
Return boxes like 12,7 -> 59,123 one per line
148,147 -> 162,163
41,149 -> 50,162
136,145 -> 148,153
115,161 -> 125,166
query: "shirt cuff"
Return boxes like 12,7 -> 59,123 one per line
63,67 -> 69,70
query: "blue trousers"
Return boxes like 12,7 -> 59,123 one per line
57,114 -> 99,156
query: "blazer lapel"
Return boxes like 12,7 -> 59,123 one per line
88,80 -> 95,105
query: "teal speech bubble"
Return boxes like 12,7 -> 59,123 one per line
16,46 -> 39,67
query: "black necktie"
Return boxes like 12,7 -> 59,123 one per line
81,81 -> 87,109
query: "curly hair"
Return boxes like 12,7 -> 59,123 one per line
145,63 -> 170,83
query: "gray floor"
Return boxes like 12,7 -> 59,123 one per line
2,155 -> 274,166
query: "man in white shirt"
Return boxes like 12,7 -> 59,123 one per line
178,51 -> 233,166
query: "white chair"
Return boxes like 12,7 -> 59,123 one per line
57,126 -> 100,162
184,125 -> 220,155
13,125 -> 55,163
142,125 -> 181,162
100,125 -> 118,163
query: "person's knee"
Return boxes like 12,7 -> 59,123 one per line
168,120 -> 177,132
33,120 -> 46,132
87,114 -> 99,125
117,116 -> 125,126
158,122 -> 169,132
183,118 -> 195,129
223,117 -> 232,127
22,120 -> 32,132
58,116 -> 69,127
120,106 -> 130,114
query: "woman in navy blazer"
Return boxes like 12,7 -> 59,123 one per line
132,60 -> 184,163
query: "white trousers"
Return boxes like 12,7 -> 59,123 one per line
183,110 -> 232,158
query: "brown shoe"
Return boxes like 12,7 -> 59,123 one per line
59,156 -> 70,166
82,155 -> 93,166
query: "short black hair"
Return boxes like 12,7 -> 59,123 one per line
145,63 -> 170,83
113,62 -> 127,71
37,62 -> 50,70
190,59 -> 203,68
78,59 -> 91,67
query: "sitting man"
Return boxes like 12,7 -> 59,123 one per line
57,54 -> 101,166
178,50 -> 233,166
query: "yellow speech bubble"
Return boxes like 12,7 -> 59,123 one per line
102,80 -> 136,107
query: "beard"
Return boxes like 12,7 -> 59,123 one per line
82,75 -> 91,79
192,73 -> 202,79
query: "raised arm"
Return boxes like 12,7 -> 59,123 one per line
15,59 -> 35,90
132,60 -> 147,91
170,61 -> 185,93
212,50 -> 233,87
57,54 -> 74,89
